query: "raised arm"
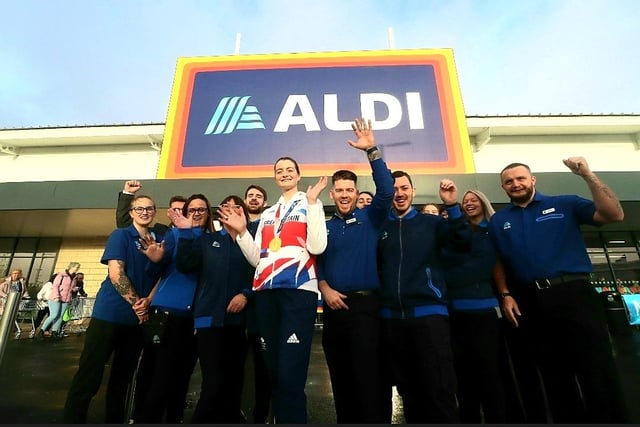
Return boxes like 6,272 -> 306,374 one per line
115,180 -> 142,228
562,157 -> 624,224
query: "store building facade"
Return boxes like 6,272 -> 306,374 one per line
1,114 -> 639,307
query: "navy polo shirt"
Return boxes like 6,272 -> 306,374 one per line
92,225 -> 159,325
317,157 -> 394,292
488,191 -> 598,285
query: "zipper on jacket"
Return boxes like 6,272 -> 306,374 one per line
396,218 -> 405,319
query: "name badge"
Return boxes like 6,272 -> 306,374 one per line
542,208 -> 556,215
346,217 -> 357,224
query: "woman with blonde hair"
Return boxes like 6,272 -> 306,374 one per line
441,188 -> 509,422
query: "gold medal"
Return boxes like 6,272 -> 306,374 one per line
268,237 -> 282,252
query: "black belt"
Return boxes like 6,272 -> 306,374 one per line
530,274 -> 589,290
344,290 -> 376,297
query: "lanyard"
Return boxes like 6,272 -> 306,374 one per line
273,199 -> 300,237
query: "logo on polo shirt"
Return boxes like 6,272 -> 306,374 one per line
286,333 -> 300,344
503,221 -> 511,230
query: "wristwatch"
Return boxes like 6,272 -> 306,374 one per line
498,292 -> 512,300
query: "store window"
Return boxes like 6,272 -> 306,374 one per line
584,231 -> 613,292
604,231 -> 640,295
0,237 -> 61,298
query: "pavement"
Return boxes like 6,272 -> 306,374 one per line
1,318 -> 640,424
0,320 -> 405,424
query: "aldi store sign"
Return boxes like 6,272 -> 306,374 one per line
157,49 -> 475,179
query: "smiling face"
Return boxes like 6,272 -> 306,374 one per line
185,197 -> 210,229
129,196 -> 156,227
356,193 -> 372,209
501,165 -> 536,205
462,192 -> 484,221
245,188 -> 267,216
422,204 -> 440,216
330,179 -> 358,216
393,175 -> 415,217
274,159 -> 301,193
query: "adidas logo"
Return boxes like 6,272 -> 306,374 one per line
204,96 -> 265,135
286,333 -> 300,344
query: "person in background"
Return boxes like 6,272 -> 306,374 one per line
171,195 -> 254,423
0,269 -> 29,317
39,262 -> 81,339
243,184 -> 272,424
316,118 -> 394,423
489,157 -> 628,423
421,202 -> 442,216
355,190 -> 374,209
63,195 -> 159,423
221,157 -> 328,424
34,274 -> 56,332
72,272 -> 88,299
441,189 -> 508,422
377,171 -> 471,423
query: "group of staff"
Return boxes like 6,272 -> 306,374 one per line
62,118 -> 628,424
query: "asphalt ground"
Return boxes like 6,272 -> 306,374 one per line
1,318 -> 639,424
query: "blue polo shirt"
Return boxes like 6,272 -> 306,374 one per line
317,157 -> 394,292
488,191 -> 598,285
92,225 -> 159,325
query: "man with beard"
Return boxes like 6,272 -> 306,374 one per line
243,184 -> 272,424
489,158 -> 628,423
377,171 -> 471,423
316,118 -> 394,423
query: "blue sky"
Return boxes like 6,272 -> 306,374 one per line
1,0 -> 638,128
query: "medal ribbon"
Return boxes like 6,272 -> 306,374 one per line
273,199 -> 300,238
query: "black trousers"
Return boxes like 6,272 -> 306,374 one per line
382,314 -> 459,423
450,309 -> 507,423
322,292 -> 391,423
135,312 -> 198,423
513,279 -> 629,423
192,324 -> 248,423
63,318 -> 144,423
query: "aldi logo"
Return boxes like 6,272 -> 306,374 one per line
157,49 -> 475,179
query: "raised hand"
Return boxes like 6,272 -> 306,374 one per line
439,178 -> 458,205
307,176 -> 328,204
167,208 -> 193,229
124,180 -> 142,194
137,233 -> 165,263
562,156 -> 592,177
347,118 -> 375,151
218,203 -> 248,234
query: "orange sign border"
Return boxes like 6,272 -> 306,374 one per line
157,49 -> 474,179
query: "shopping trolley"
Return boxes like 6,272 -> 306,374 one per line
61,297 -> 95,335
15,299 -> 39,338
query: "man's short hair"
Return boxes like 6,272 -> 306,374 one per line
331,170 -> 358,185
500,162 -> 531,175
169,195 -> 187,205
359,190 -> 374,199
392,170 -> 413,187
244,184 -> 268,201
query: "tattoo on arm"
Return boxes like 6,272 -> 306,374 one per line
111,260 -> 139,305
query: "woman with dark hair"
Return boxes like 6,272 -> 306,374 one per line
170,195 -> 254,423
220,157 -> 328,423
134,193 -> 213,423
